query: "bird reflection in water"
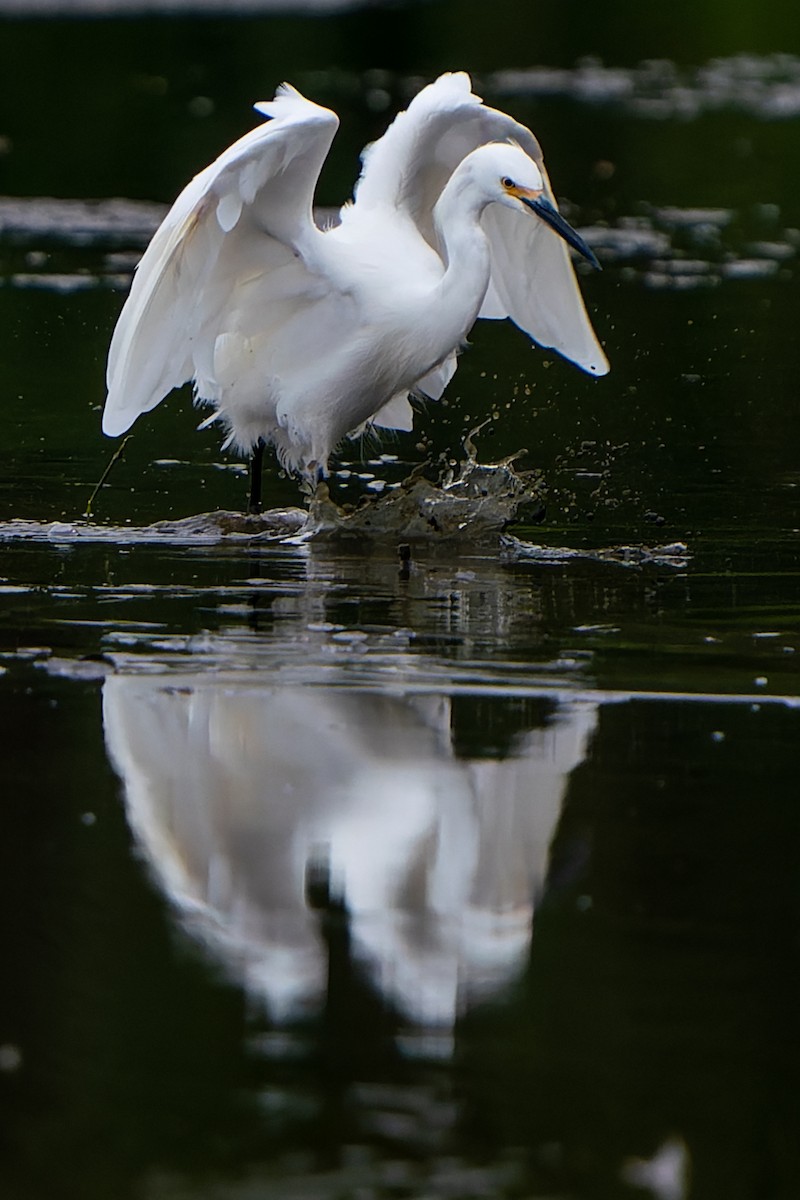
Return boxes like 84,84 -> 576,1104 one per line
103,677 -> 596,1045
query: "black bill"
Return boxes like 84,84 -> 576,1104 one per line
522,195 -> 601,271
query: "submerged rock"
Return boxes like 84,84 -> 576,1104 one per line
501,536 -> 690,569
0,507 -> 307,544
146,507 -> 308,540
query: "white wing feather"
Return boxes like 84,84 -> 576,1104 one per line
370,392 -> 415,432
353,72 -> 542,246
480,192 -> 609,375
352,72 -> 608,379
368,355 -> 457,432
104,85 -> 339,437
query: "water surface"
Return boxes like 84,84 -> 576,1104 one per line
2,15 -> 800,1199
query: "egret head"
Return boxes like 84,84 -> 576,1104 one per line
473,143 -> 600,271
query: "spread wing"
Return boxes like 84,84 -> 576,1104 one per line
351,71 -> 608,379
103,85 -> 339,437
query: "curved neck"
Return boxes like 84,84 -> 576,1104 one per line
432,165 -> 492,335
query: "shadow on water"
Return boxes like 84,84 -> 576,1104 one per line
3,21 -> 800,1200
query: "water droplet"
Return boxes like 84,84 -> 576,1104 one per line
0,1045 -> 22,1072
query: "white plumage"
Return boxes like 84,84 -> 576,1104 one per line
104,72 -> 608,484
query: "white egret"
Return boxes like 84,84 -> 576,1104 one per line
104,72 -> 608,511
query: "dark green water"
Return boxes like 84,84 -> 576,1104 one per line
3,4 -> 800,1198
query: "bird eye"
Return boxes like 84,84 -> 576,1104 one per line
502,177 -> 515,189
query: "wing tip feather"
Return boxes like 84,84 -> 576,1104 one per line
101,403 -> 134,438
572,347 -> 610,377
253,81 -> 338,129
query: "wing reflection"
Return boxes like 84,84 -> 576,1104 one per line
103,676 -> 596,1032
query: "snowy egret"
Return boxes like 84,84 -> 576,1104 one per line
104,72 -> 608,510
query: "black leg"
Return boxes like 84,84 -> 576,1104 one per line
248,438 -> 266,515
